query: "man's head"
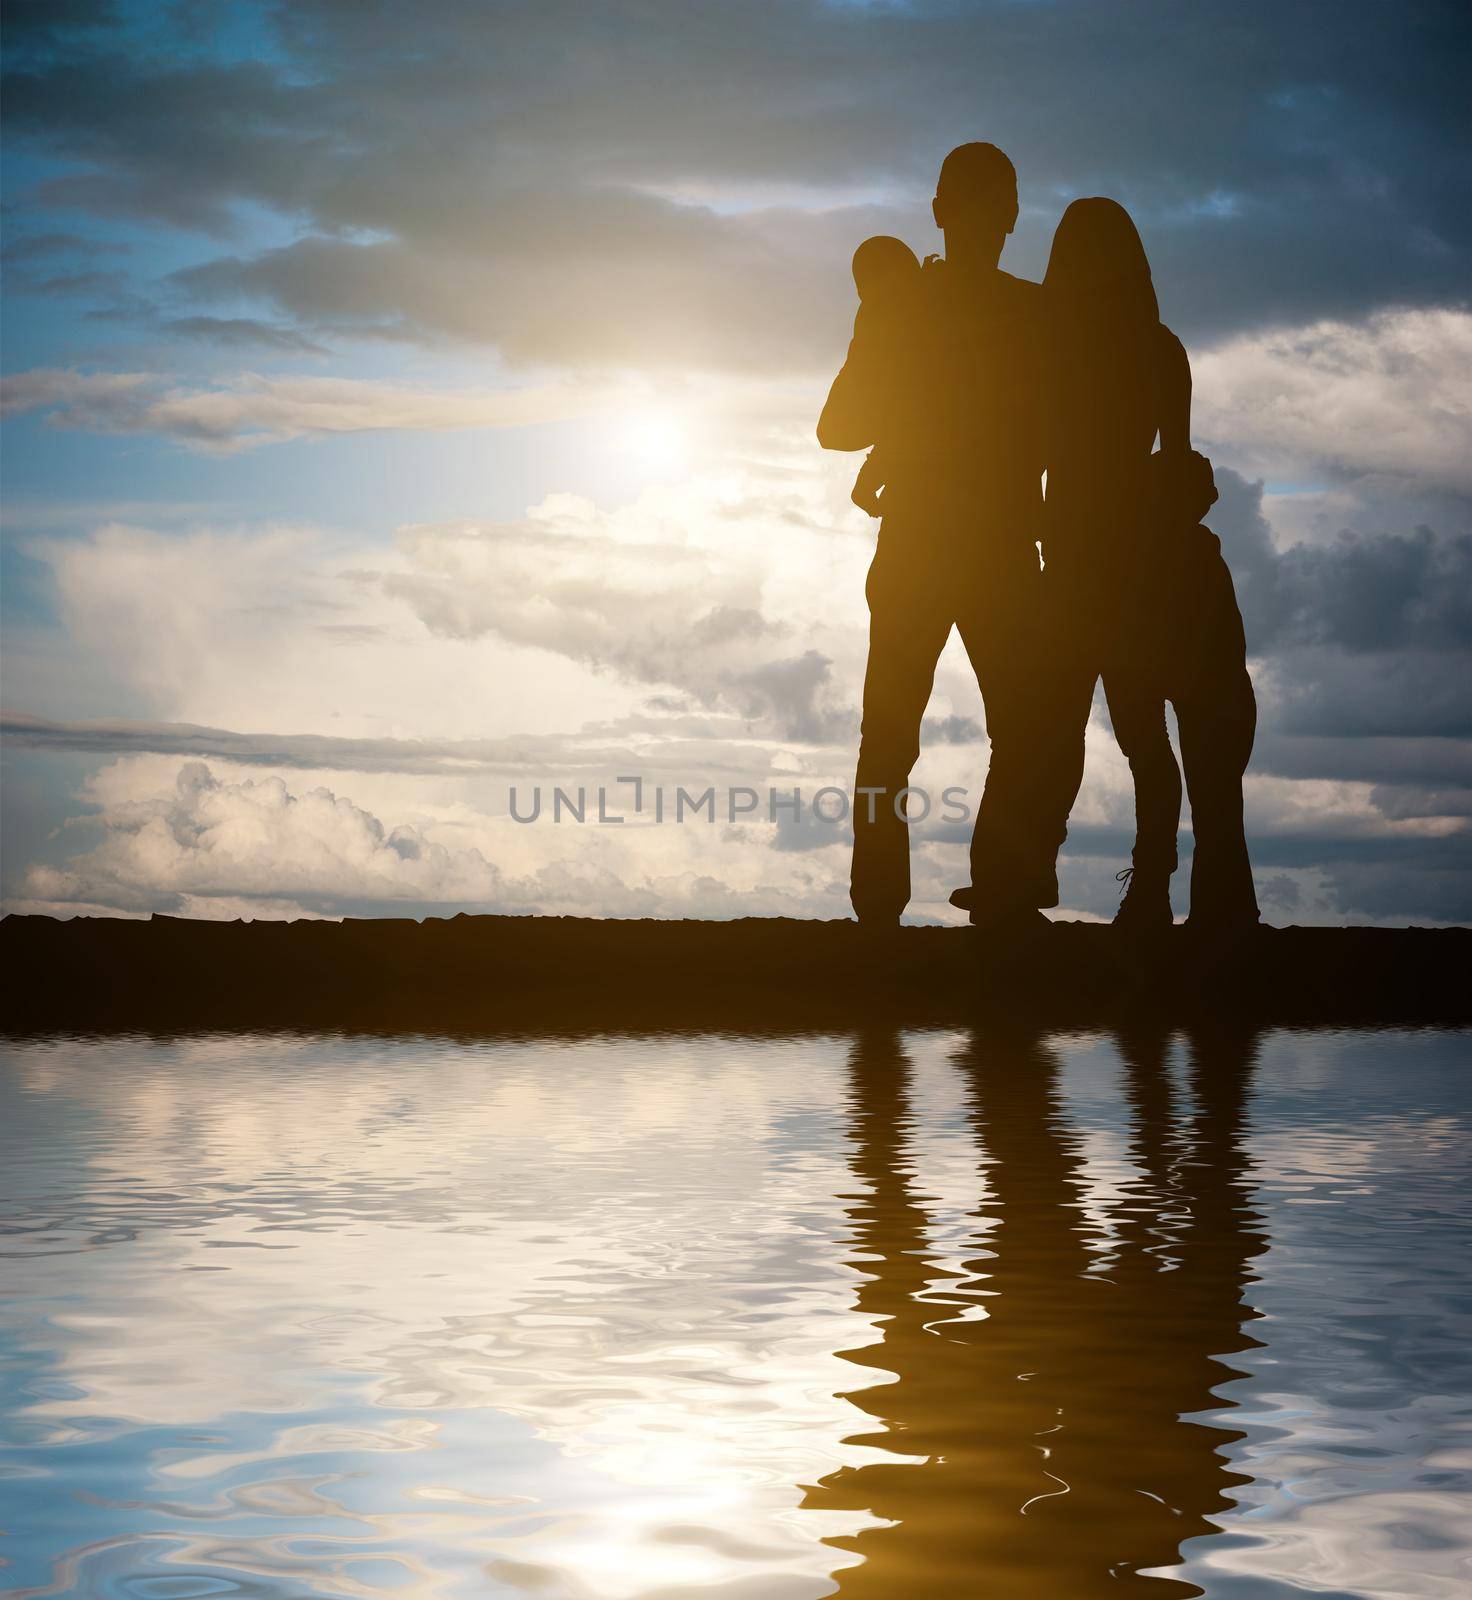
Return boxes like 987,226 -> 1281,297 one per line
932,143 -> 1018,268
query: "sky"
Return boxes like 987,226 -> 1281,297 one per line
1,0 -> 1469,926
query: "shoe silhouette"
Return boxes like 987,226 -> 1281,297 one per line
1112,865 -> 1173,931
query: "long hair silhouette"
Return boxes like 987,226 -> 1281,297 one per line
1044,196 -> 1161,325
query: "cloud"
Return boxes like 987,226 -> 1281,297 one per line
0,229 -> 129,264
1247,829 -> 1472,925
1195,310 -> 1472,494
12,470 -> 1472,924
0,368 -> 153,424
0,711 -> 621,776
159,316 -> 329,355
1253,733 -> 1472,791
10,716 -> 1466,925
0,0 -> 119,51
0,368 -> 616,452
0,710 -> 789,783
10,723 -> 1468,926
1260,526 -> 1472,654
1259,647 -> 1472,740
16,518 -> 647,743
6,438 -> 1470,926
383,483 -> 861,742
167,197 -> 868,372
4,1 -> 1468,368
0,425 -> 881,760
1203,471 -> 1472,746
18,758 -> 856,922
23,759 -> 507,915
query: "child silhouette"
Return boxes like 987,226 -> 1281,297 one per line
847,235 -> 921,516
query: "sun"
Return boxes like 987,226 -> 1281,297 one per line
623,407 -> 689,471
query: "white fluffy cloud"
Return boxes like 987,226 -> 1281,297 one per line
26,760 -> 505,914
18,434 -> 891,742
385,480 -> 864,742
20,757 -> 860,922
24,517 -> 638,739
1194,309 -> 1472,493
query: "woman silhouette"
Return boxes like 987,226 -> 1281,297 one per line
1040,198 -> 1258,930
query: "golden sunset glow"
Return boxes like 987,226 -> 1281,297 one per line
1,7 -> 1469,1594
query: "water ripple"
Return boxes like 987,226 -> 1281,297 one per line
1,1026 -> 1468,1597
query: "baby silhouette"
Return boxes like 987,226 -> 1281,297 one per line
847,235 -> 921,516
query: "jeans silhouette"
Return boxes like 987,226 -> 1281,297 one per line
1048,529 -> 1258,922
853,520 -> 1059,921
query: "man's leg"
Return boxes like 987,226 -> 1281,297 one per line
851,545 -> 953,922
959,569 -> 1084,913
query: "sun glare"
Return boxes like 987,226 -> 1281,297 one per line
623,407 -> 689,471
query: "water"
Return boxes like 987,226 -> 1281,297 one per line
0,1027 -> 1467,1598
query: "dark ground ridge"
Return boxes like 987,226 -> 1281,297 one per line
1,914 -> 1468,1037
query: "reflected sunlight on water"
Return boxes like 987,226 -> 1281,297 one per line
0,1027 -> 1468,1597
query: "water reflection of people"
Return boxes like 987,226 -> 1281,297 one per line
806,1026 -> 1265,1595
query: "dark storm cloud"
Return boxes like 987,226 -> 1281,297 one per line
1254,734 -> 1472,791
1267,649 -> 1472,741
1204,471 -> 1472,746
1249,831 -> 1472,925
1047,822 -> 1471,924
1211,471 -> 1472,656
4,0 -> 1468,366
1369,784 -> 1472,822
1165,471 -> 1472,881
0,0 -> 119,52
1264,528 -> 1472,653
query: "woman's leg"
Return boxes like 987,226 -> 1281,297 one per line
1103,668 -> 1181,924
1177,663 -> 1259,928
1174,542 -> 1260,929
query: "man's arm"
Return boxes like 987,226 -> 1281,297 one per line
816,308 -> 886,451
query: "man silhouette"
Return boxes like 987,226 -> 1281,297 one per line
818,143 -> 1055,928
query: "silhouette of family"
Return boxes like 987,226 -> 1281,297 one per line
820,142 -> 1259,933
